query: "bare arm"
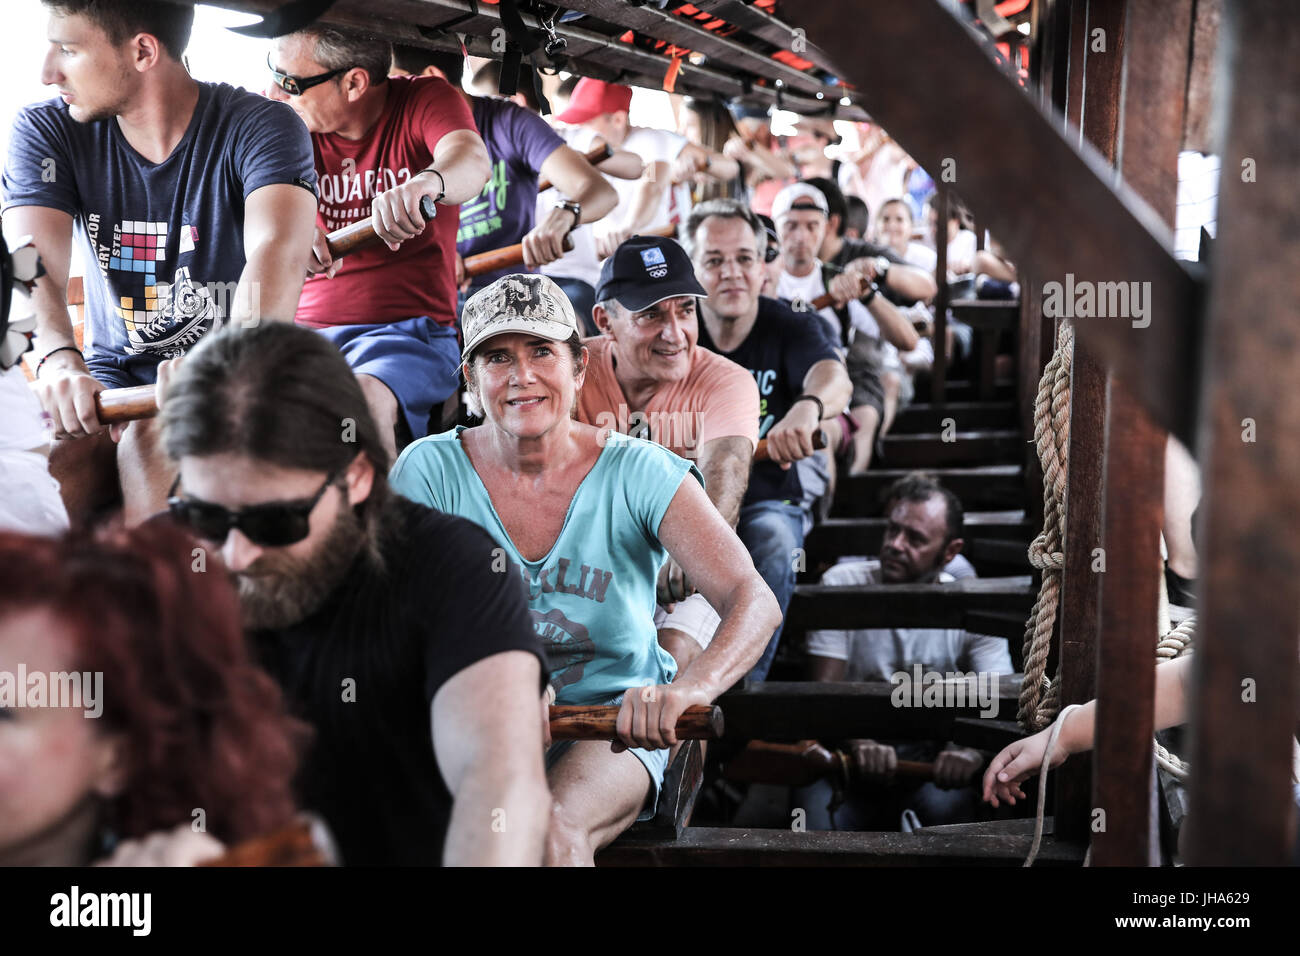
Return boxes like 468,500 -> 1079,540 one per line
763,358 -> 853,465
675,142 -> 741,183
433,649 -> 550,865
372,128 -> 491,248
5,205 -> 102,436
236,183 -> 317,325
695,435 -> 752,529
522,144 -> 619,268
616,474 -> 781,751
808,654 -> 847,682
595,159 -> 671,258
866,292 -> 920,352
593,146 -> 645,180
664,476 -> 781,698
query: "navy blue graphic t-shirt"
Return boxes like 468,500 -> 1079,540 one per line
456,96 -> 563,292
697,296 -> 842,506
2,83 -> 315,387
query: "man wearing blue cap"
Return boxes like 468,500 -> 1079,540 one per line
576,234 -> 761,668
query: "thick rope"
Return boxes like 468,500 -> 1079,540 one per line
1024,703 -> 1081,866
1154,617 -> 1195,780
1020,321 -> 1073,731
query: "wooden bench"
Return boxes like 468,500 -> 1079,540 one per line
597,818 -> 1084,866
938,378 -> 1016,402
892,401 -> 1018,433
783,577 -> 1033,642
949,299 -> 1021,402
879,429 -> 1023,468
833,465 -> 1024,516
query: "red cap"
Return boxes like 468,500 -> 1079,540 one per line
555,78 -> 633,124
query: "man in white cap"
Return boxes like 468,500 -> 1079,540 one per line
772,181 -> 920,474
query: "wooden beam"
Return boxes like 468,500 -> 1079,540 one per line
597,824 -> 1085,867
1183,0 -> 1222,153
1184,0 -> 1300,866
784,578 -> 1034,635
719,677 -> 1025,742
1050,0 -> 1122,845
790,0 -> 1203,446
834,465 -> 1024,517
879,430 -> 1022,468
1087,0 -> 1189,868
931,187 -> 950,403
893,402 -> 1018,433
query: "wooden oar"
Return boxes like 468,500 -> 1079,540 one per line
549,703 -> 723,740
324,195 -> 437,258
199,816 -> 337,867
536,142 -> 615,193
753,428 -> 829,462
807,274 -> 872,312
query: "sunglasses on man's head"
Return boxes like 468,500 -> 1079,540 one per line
267,53 -> 346,96
167,469 -> 340,548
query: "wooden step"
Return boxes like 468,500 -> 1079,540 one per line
803,512 -> 1030,566
948,298 -> 1021,329
879,429 -> 1023,468
784,577 -> 1033,638
718,676 -> 1024,741
892,401 -> 1018,433
940,379 -> 1016,401
596,822 -> 1084,866
833,465 -> 1025,517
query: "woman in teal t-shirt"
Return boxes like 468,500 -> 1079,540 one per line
391,273 -> 780,865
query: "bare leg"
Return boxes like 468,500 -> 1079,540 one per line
881,372 -> 901,436
1164,435 -> 1201,579
48,431 -> 120,525
848,404 -> 881,475
545,741 -> 651,866
356,373 -> 399,463
118,417 -> 177,526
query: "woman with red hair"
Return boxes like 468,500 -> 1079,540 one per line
0,522 -> 306,866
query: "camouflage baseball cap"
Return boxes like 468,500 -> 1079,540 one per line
460,274 -> 580,363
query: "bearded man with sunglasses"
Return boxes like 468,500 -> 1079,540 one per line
268,26 -> 491,462
157,321 -> 551,866
1,0 -> 318,524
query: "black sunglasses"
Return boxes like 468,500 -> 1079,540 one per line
167,469 -> 340,547
267,53 -> 346,96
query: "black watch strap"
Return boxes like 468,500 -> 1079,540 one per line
793,393 -> 825,421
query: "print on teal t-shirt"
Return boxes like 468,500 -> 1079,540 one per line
390,428 -> 704,705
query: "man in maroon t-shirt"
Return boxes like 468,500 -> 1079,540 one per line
269,26 -> 490,460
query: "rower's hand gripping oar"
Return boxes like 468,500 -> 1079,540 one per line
549,703 -> 723,741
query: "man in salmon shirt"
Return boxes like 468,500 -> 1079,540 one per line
268,27 -> 490,460
576,235 -> 759,669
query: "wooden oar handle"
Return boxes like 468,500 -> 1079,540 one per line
463,233 -> 576,278
549,703 -> 723,740
753,428 -> 828,462
199,817 -> 337,867
537,142 -> 615,193
95,384 -> 158,425
809,275 -> 872,311
325,195 -> 437,259
892,760 -> 936,781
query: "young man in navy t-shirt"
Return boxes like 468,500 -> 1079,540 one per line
686,198 -> 853,681
1,0 -> 319,522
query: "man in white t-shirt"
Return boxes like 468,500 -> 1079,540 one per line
799,474 -> 1012,830
772,183 -> 918,474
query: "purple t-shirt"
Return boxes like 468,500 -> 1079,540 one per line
456,96 -> 563,290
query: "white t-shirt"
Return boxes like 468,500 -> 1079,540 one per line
0,366 -> 68,535
805,557 -> 1013,681
776,264 -> 880,344
947,229 -> 978,277
539,125 -> 687,288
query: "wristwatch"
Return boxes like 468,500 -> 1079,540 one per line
555,199 -> 582,228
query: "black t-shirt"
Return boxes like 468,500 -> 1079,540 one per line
832,238 -> 916,307
251,494 -> 546,866
697,296 -> 842,506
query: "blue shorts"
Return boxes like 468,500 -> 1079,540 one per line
85,353 -> 153,390
314,317 -> 461,441
545,693 -> 671,823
